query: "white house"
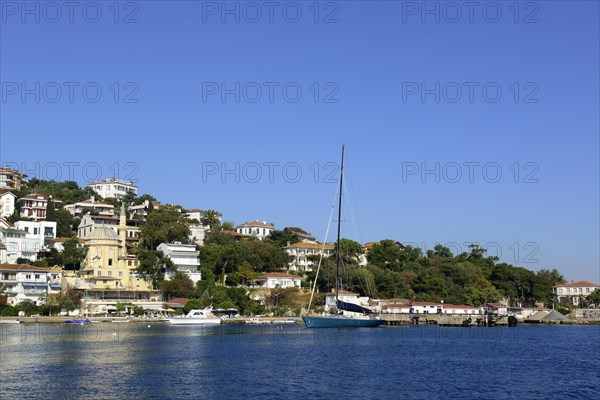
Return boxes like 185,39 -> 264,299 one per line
381,303 -> 413,314
184,209 -> 222,225
0,264 -> 62,305
284,242 -> 335,272
0,189 -> 16,218
235,221 -> 275,240
188,224 -> 207,246
64,198 -> 114,216
157,242 -> 202,283
553,281 -> 600,306
255,272 -> 301,289
0,220 -> 40,263
382,302 -> 482,315
17,193 -> 49,220
14,220 -> 57,250
88,177 -> 137,199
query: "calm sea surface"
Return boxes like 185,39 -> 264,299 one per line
0,323 -> 598,399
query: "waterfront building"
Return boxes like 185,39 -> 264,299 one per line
0,263 -> 62,305
88,177 -> 137,199
553,281 -> 600,306
255,272 -> 301,289
0,167 -> 27,191
381,302 -> 482,315
68,204 -> 158,313
0,189 -> 16,218
157,242 -> 202,283
235,221 -> 275,240
284,242 -> 334,272
64,198 -> 115,216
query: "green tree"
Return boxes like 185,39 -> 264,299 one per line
140,207 -> 191,249
62,238 -> 88,270
367,240 -> 404,271
161,270 -> 197,300
135,248 -> 175,288
237,261 -> 255,285
336,238 -> 363,265
464,279 -> 503,306
201,210 -> 221,231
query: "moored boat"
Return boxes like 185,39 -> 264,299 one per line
167,307 -> 221,325
65,319 -> 90,324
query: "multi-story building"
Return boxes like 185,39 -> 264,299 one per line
184,209 -> 222,226
0,219 -> 40,263
284,242 -> 335,272
17,193 -> 49,221
68,204 -> 157,313
0,264 -> 62,305
64,198 -> 114,216
88,177 -> 137,199
0,167 -> 27,191
14,220 -> 57,250
235,221 -> 275,240
77,214 -> 119,239
553,281 -> 600,306
0,189 -> 16,218
157,242 -> 202,283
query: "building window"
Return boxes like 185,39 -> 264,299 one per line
108,259 -> 113,266
98,271 -> 102,276
25,274 -> 31,279
108,271 -> 112,276
35,274 -> 40,279
119,272 -> 123,277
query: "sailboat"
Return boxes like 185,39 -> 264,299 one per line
302,146 -> 385,328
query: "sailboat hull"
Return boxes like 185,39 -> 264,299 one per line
302,316 -> 385,328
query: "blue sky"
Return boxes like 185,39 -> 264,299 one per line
1,1 -> 598,282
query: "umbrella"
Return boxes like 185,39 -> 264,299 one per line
165,308 -> 175,313
105,305 -> 117,311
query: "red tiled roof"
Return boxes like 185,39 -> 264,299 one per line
0,188 -> 15,196
221,230 -> 249,237
19,192 -> 48,200
0,263 -> 55,272
257,272 -> 301,280
554,281 -> 600,288
164,297 -> 190,306
285,242 -> 334,250
382,303 -> 411,308
236,221 -> 274,228
443,304 -> 478,309
0,218 -> 14,227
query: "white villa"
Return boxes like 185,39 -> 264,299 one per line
235,221 -> 275,240
0,264 -> 62,305
553,281 -> 600,306
0,219 -> 40,263
88,177 -> 137,199
255,272 -> 301,289
0,189 -> 16,218
14,220 -> 57,250
64,198 -> 115,216
157,242 -> 202,283
284,242 -> 335,272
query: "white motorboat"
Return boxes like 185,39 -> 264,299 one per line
0,319 -> 20,324
167,307 -> 221,325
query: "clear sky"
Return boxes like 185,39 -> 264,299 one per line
1,1 -> 598,282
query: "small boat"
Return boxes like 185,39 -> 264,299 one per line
111,319 -> 130,323
65,319 -> 90,324
167,307 -> 221,325
246,317 -> 268,324
0,319 -> 20,324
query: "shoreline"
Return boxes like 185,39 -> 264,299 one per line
1,316 -> 599,325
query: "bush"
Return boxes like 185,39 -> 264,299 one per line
0,305 -> 19,316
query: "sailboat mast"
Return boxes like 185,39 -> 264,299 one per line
336,145 -> 345,305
